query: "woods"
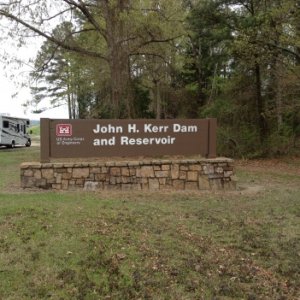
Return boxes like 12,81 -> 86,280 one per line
1,0 -> 299,157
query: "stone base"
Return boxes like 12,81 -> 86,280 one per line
20,158 -> 236,191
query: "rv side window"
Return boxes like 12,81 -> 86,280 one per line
3,121 -> 9,128
11,124 -> 17,132
17,124 -> 20,132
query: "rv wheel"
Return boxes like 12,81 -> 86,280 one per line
26,139 -> 31,147
8,141 -> 15,148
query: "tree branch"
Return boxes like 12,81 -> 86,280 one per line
132,35 -> 183,53
62,0 -> 107,41
252,39 -> 300,62
0,9 -> 108,61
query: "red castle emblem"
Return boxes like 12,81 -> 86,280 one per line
56,124 -> 72,137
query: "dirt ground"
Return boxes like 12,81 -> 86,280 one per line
234,157 -> 300,196
235,157 -> 300,176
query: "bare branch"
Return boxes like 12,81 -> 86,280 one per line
132,35 -> 183,53
61,0 -> 107,41
0,9 -> 108,61
40,7 -> 73,22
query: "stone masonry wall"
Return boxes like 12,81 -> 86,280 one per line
21,158 -> 236,191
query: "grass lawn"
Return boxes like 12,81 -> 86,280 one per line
0,146 -> 299,299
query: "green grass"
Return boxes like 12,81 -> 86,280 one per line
29,125 -> 40,136
0,147 -> 299,299
0,146 -> 40,190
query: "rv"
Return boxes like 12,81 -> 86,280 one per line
0,115 -> 31,148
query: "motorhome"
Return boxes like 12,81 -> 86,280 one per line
0,115 -> 31,148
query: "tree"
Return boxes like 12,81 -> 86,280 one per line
230,0 -> 300,145
183,0 -> 233,110
30,23 -> 78,118
186,0 -> 300,155
1,0 -> 184,118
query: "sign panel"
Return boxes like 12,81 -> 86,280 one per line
41,119 -> 217,162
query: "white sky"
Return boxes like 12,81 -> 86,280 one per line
0,16 -> 69,120
0,55 -> 69,120
0,69 -> 69,120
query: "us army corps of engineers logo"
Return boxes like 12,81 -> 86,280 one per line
55,123 -> 84,146
56,124 -> 72,137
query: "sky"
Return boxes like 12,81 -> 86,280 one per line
0,70 -> 69,120
0,53 -> 69,120
0,20 -> 69,120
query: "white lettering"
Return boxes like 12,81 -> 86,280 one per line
144,124 -> 169,133
173,124 -> 197,133
144,124 -> 152,133
93,137 -> 116,146
120,136 -> 176,145
128,124 -> 138,133
93,124 -> 123,134
121,136 -> 129,145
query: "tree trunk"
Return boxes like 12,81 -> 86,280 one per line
154,80 -> 161,119
71,93 -> 76,119
275,58 -> 283,129
104,0 -> 131,119
196,39 -> 206,107
255,63 -> 267,143
67,88 -> 72,119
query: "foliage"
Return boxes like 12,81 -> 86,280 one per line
1,0 -> 300,156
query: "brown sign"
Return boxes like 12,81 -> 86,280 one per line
40,118 -> 217,162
